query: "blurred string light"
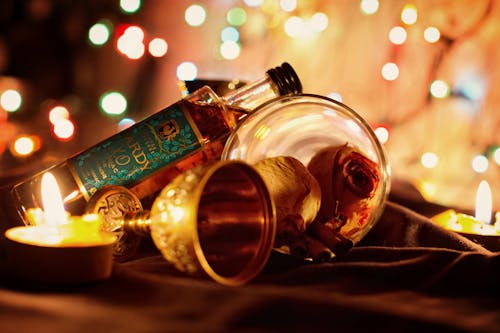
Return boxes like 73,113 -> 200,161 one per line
244,0 -> 263,7
381,62 -> 399,81
88,21 -> 112,46
284,16 -> 304,37
53,119 -> 75,141
176,62 -> 198,81
116,25 -> 145,59
122,25 -> 144,43
284,12 -> 328,39
0,89 -> 22,112
148,38 -> 168,57
13,136 -> 35,156
220,40 -> 241,60
100,91 -> 127,115
119,0 -> 141,14
471,154 -> 489,173
227,7 -> 247,26
360,0 -> 379,15
221,26 -> 240,42
401,4 -> 418,25
11,135 -> 41,157
429,79 -> 450,98
369,1 -> 500,198
310,12 -> 329,32
373,125 -> 390,144
493,147 -> 500,165
46,104 -> 77,141
219,23 -> 241,59
420,152 -> 438,168
389,26 -> 407,45
280,0 -> 297,12
423,26 -> 440,43
243,9 -> 267,36
48,105 -> 70,125
118,118 -> 135,131
0,0 -> 494,189
185,4 -> 207,27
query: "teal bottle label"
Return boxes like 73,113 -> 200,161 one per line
68,102 -> 203,198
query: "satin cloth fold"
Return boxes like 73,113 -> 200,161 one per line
0,179 -> 499,333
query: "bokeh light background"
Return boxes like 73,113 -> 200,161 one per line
1,0 -> 499,210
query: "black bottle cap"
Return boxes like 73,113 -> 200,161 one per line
266,62 -> 303,95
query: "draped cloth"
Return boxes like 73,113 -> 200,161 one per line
0,179 -> 499,333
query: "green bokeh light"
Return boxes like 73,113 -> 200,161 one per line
226,7 -> 247,26
120,0 -> 141,14
99,91 -> 128,115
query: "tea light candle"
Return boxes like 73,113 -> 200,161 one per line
431,180 -> 500,251
4,172 -> 116,284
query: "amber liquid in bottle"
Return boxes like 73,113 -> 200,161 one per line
10,63 -> 302,224
130,99 -> 247,208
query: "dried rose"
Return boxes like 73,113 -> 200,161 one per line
307,144 -> 380,234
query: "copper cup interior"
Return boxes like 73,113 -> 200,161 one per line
196,163 -> 274,281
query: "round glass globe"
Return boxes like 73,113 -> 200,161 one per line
222,93 -> 391,245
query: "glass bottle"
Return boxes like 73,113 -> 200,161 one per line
11,63 -> 302,223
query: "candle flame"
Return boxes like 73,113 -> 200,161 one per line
475,180 -> 492,224
41,172 -> 68,227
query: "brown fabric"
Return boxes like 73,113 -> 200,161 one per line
0,180 -> 499,333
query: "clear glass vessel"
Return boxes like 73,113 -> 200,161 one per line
10,63 -> 302,224
222,94 -> 391,246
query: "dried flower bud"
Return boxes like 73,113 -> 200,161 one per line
254,156 -> 321,231
307,144 -> 380,234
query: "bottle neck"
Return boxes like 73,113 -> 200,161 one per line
221,75 -> 279,112
221,62 -> 302,113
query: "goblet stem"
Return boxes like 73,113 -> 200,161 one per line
121,210 -> 151,237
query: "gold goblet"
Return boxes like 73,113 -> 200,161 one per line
87,160 -> 276,286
